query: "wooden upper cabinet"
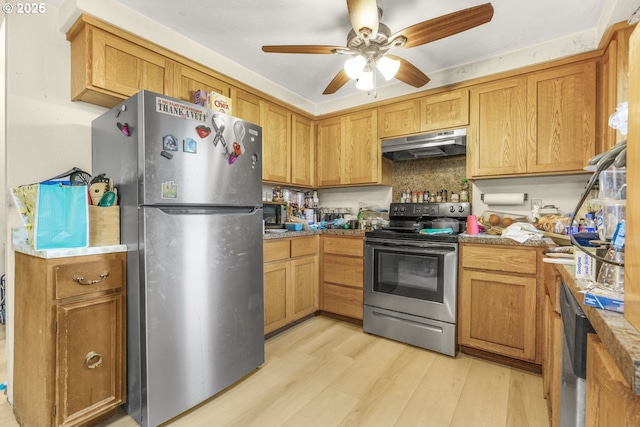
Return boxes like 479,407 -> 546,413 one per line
599,39 -> 618,153
378,100 -> 420,138
262,102 -> 292,184
343,110 -> 378,185
598,24 -> 637,154
468,77 -> 528,178
291,114 -> 315,187
420,88 -> 469,132
317,116 -> 343,187
167,63 -> 230,103
526,61 -> 596,174
68,21 -> 170,108
317,111 -> 389,187
230,88 -> 262,125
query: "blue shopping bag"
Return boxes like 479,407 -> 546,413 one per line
33,184 -> 88,250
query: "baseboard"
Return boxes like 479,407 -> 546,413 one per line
459,345 -> 542,374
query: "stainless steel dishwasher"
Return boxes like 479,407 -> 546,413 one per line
560,282 -> 595,427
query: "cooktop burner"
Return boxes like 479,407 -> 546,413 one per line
366,202 -> 471,243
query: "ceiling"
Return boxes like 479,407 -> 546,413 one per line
69,1 -> 639,107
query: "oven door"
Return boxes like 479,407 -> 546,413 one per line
364,238 -> 458,324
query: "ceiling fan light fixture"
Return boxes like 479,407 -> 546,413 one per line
356,70 -> 374,91
344,55 -> 367,79
376,56 -> 400,81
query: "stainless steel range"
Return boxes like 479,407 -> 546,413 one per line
364,202 -> 470,356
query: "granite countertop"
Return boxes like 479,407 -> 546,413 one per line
458,232 -> 555,247
263,229 -> 366,240
556,264 -> 640,395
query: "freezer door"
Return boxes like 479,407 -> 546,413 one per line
140,91 -> 263,206
142,206 -> 264,427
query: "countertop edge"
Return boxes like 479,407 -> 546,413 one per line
263,229 -> 365,239
13,243 -> 128,258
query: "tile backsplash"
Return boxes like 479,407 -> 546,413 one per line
392,155 -> 468,202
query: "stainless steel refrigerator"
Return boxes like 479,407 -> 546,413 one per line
92,90 -> 264,427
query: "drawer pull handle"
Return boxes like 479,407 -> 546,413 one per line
85,351 -> 103,369
73,271 -> 109,285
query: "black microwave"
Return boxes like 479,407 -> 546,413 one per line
263,202 -> 287,228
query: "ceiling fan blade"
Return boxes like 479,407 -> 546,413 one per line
262,45 -> 343,54
392,3 -> 494,49
323,69 -> 350,95
347,0 -> 379,36
387,55 -> 430,88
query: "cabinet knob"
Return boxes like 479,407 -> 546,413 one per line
73,271 -> 110,285
85,351 -> 103,369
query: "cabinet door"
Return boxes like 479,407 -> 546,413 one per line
292,256 -> 318,320
230,88 -> 263,125
317,117 -> 343,187
56,294 -> 125,426
586,334 -> 640,426
264,261 -> 291,334
323,254 -> 363,288
459,269 -> 537,361
378,100 -> 420,138
599,40 -> 618,154
321,283 -> 363,320
526,61 -> 596,174
85,26 -> 169,104
420,88 -> 469,132
262,102 -> 292,184
468,77 -> 527,178
291,114 -> 316,187
343,110 -> 378,185
167,63 -> 230,103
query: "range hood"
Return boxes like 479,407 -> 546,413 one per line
382,128 -> 467,161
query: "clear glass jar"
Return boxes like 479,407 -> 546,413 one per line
460,179 -> 469,202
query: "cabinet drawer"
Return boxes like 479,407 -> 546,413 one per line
264,239 -> 291,262
462,245 -> 537,275
291,236 -> 318,258
322,283 -> 363,319
323,254 -> 363,288
55,258 -> 124,300
322,236 -> 363,257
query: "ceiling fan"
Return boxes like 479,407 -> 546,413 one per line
262,0 -> 494,95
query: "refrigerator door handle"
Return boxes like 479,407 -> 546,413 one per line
149,206 -> 261,216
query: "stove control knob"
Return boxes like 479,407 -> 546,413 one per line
449,205 -> 456,213
458,206 -> 465,213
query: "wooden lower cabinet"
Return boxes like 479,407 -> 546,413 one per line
263,236 -> 318,334
458,244 -> 542,363
543,263 -> 563,427
320,235 -> 364,320
586,334 -> 640,426
13,251 -> 126,427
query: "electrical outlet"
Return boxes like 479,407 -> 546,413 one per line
531,199 -> 543,211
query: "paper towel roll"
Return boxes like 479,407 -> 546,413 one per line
482,193 -> 526,205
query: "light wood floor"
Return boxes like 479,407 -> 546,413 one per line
0,316 -> 549,427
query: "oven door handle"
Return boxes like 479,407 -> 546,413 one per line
367,242 -> 456,255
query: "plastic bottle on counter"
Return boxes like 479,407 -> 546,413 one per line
582,213 -> 596,233
573,218 -> 581,234
597,220 -> 625,294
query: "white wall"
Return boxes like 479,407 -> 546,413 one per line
472,174 -> 590,219
318,186 -> 392,217
4,6 -> 107,400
